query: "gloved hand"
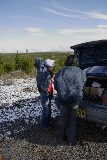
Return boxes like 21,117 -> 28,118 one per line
73,105 -> 79,110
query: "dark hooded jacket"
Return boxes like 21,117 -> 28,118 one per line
54,66 -> 86,101
35,58 -> 51,92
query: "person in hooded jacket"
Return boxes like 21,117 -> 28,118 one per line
54,55 -> 86,145
35,58 -> 55,128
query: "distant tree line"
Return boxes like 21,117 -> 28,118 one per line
0,52 -> 69,76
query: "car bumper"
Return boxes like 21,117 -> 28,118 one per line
78,101 -> 107,126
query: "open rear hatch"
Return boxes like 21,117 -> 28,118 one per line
71,40 -> 107,69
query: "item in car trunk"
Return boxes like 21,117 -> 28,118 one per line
92,81 -> 101,88
83,86 -> 90,96
102,89 -> 107,105
84,86 -> 99,96
90,87 -> 99,96
84,86 -> 104,97
98,88 -> 104,97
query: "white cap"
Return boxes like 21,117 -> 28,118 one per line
44,59 -> 55,67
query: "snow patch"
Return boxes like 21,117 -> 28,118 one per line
0,78 -> 59,138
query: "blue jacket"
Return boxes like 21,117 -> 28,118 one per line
54,66 -> 86,101
35,58 -> 51,92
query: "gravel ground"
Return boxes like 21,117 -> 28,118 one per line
1,120 -> 107,160
0,78 -> 107,160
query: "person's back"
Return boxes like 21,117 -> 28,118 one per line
54,65 -> 86,102
35,58 -> 51,93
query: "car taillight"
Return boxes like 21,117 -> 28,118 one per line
102,89 -> 107,105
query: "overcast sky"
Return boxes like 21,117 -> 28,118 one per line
0,0 -> 107,52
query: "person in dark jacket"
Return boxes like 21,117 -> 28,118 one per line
35,58 -> 55,128
54,55 -> 86,145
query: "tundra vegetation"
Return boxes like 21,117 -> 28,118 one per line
0,52 -> 69,77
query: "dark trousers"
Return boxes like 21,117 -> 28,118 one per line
58,103 -> 77,144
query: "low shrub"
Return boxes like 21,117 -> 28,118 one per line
21,56 -> 34,73
0,55 -> 4,76
4,58 -> 15,73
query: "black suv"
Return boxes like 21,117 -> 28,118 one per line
71,40 -> 107,126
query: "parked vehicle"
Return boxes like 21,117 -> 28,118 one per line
71,40 -> 107,126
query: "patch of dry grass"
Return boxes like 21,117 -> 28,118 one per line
22,87 -> 38,93
0,71 -> 36,86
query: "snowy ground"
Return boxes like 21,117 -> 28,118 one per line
0,78 -> 59,138
0,78 -> 38,106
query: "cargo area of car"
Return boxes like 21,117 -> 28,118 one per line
83,77 -> 107,105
